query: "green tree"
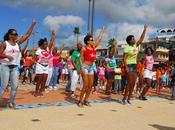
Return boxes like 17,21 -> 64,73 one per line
107,38 -> 117,54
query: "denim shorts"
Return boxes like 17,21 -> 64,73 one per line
82,64 -> 94,75
127,64 -> 137,73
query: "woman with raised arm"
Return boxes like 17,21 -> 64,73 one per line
34,31 -> 55,97
122,24 -> 148,105
78,28 -> 105,107
48,44 -> 64,90
0,20 -> 36,108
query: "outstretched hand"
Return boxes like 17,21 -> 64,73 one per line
32,19 -> 37,26
52,30 -> 56,36
61,43 -> 65,49
100,26 -> 105,35
144,24 -> 148,30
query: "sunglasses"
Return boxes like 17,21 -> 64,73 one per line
11,33 -> 18,36
89,38 -> 94,41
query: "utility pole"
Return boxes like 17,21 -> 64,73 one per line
32,31 -> 38,49
88,0 -> 91,33
91,0 -> 95,36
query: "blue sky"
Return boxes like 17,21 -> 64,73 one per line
0,0 -> 175,48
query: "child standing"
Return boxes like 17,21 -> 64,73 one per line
98,62 -> 106,90
114,63 -> 122,94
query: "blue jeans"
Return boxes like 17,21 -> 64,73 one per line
0,64 -> 19,103
49,66 -> 59,87
114,79 -> 122,92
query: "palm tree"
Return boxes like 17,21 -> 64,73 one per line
107,38 -> 117,54
73,26 -> 80,44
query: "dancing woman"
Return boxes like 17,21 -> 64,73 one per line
0,20 -> 36,108
78,28 -> 105,107
122,24 -> 148,105
34,31 -> 55,97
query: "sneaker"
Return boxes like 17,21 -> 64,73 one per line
7,102 -> 16,109
49,86 -> 53,90
53,86 -> 58,90
77,101 -> 84,108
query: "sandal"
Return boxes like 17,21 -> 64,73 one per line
84,100 -> 91,107
77,101 -> 84,108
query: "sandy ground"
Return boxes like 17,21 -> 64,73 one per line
0,98 -> 175,130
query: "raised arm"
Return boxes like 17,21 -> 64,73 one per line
136,24 -> 148,47
94,27 -> 105,48
49,30 -> 56,49
17,19 -> 36,45
58,44 -> 65,55
113,44 -> 117,57
21,39 -> 29,56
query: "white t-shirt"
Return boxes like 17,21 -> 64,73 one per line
36,47 -> 51,66
2,41 -> 20,65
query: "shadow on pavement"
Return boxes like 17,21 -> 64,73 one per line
149,124 -> 175,130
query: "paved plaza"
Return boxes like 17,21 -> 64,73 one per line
0,98 -> 175,130
0,83 -> 174,130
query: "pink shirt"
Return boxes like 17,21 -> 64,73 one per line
98,66 -> 105,76
145,55 -> 154,70
67,56 -> 73,72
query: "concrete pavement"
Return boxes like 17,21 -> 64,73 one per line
0,98 -> 175,130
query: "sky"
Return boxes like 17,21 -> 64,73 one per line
0,0 -> 175,48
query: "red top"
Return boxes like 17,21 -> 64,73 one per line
52,54 -> 60,67
84,46 -> 96,62
24,57 -> 32,68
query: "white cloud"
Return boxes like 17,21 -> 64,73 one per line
2,0 -> 175,25
60,23 -> 157,48
43,15 -> 85,31
95,23 -> 158,47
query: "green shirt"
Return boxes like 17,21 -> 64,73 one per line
114,68 -> 122,79
71,51 -> 81,70
124,44 -> 138,65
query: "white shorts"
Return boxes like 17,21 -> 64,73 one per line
35,63 -> 49,74
62,69 -> 66,74
144,69 -> 153,79
64,69 -> 68,75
